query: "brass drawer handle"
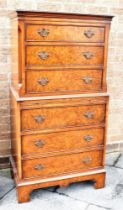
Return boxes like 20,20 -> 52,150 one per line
34,140 -> 45,148
82,76 -> 92,84
84,29 -> 95,38
83,51 -> 94,59
34,164 -> 44,170
38,51 -> 49,60
83,135 -> 93,142
37,77 -> 49,86
38,28 -> 49,37
82,157 -> 92,164
84,111 -> 95,119
34,115 -> 45,123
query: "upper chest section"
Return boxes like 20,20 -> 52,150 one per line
10,11 -> 113,97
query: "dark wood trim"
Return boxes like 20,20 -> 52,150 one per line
9,10 -> 114,21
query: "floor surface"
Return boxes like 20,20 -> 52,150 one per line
0,152 -> 123,210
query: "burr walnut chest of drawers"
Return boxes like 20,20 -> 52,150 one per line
10,11 -> 113,203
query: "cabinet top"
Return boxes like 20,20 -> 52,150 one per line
9,10 -> 114,21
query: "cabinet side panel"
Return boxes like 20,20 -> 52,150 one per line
10,90 -> 22,179
102,23 -> 111,92
102,95 -> 109,166
11,18 -> 19,92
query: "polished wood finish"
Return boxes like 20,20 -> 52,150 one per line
10,11 -> 112,203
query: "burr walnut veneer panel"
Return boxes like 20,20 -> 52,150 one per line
26,24 -> 105,42
22,149 -> 103,179
22,127 -> 104,156
21,104 -> 105,131
26,69 -> 103,94
26,45 -> 104,67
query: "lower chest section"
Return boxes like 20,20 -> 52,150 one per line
12,93 -> 108,180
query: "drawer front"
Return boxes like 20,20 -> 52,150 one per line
21,104 -> 105,131
26,46 -> 104,68
22,127 -> 104,155
22,150 -> 103,179
26,69 -> 102,94
26,24 -> 105,43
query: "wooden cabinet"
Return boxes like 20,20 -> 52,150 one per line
10,11 -> 113,203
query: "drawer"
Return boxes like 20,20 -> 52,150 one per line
26,69 -> 102,94
22,127 -> 104,155
26,24 -> 105,43
22,149 -> 103,179
26,45 -> 104,68
21,104 -> 105,131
